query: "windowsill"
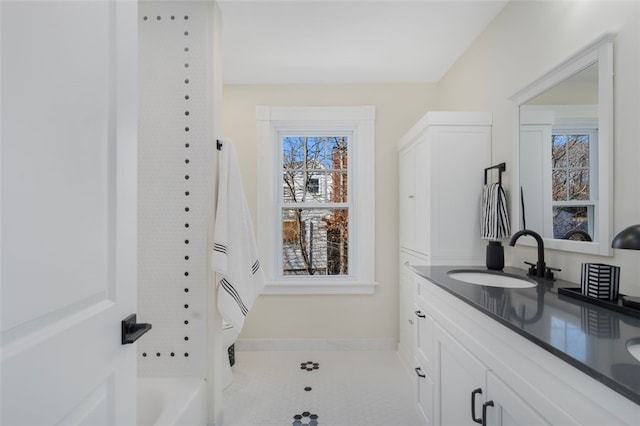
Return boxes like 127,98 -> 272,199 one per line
262,281 -> 378,295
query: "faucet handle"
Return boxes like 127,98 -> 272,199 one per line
544,266 -> 561,281
523,261 -> 537,276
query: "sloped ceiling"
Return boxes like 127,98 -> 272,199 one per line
219,0 -> 509,84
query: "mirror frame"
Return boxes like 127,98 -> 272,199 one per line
511,34 -> 615,256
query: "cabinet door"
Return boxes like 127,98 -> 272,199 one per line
399,145 -> 416,251
413,136 -> 430,255
485,372 -> 549,426
435,324 -> 488,426
429,125 -> 490,263
415,358 -> 435,425
399,252 -> 419,367
414,301 -> 434,377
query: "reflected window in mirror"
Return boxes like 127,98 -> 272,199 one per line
520,104 -> 599,243
552,129 -> 597,239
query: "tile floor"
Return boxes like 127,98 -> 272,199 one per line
223,350 -> 425,426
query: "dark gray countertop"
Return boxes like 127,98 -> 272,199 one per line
410,265 -> 640,405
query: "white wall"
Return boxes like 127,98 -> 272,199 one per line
222,84 -> 437,340
436,0 -> 640,295
223,1 -> 640,342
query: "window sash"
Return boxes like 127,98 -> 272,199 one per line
546,128 -> 598,239
551,129 -> 598,202
281,207 -> 350,277
277,132 -> 354,280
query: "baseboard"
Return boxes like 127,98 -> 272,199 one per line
235,338 -> 398,352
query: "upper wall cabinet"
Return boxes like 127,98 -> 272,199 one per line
397,112 -> 492,264
511,34 -> 615,256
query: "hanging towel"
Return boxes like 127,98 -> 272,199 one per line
211,138 -> 265,332
480,183 -> 511,240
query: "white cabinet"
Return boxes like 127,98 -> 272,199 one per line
398,112 -> 491,423
398,112 -> 492,426
433,322 -> 552,426
411,274 -> 637,426
397,111 -> 492,263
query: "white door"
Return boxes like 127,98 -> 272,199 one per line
1,1 -> 138,424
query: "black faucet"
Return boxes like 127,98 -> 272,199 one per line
509,229 -> 546,278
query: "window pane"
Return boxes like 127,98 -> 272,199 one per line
283,171 -> 304,202
327,137 -> 348,171
553,206 -> 590,239
552,170 -> 567,201
283,137 -> 305,169
568,134 -> 589,167
282,135 -> 349,203
305,137 -> 327,170
283,171 -> 336,203
307,177 -> 320,194
330,171 -> 348,202
568,170 -> 589,200
282,208 -> 348,276
283,136 -> 348,170
552,135 -> 567,167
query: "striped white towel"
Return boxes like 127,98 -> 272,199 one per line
480,183 -> 511,240
211,138 -> 265,332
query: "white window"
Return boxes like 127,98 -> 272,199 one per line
256,106 -> 376,294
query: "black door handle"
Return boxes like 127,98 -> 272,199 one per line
121,314 -> 152,344
482,400 -> 494,426
414,367 -> 426,378
471,388 -> 483,424
415,310 -> 426,318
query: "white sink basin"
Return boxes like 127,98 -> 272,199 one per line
627,339 -> 640,363
447,270 -> 537,288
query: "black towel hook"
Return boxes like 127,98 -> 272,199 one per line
484,162 -> 506,186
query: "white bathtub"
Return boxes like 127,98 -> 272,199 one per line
137,378 -> 206,426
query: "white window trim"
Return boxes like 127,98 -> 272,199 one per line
256,106 -> 376,295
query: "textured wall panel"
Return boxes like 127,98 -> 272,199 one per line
138,1 -> 212,377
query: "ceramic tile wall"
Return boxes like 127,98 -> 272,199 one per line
138,1 -> 212,377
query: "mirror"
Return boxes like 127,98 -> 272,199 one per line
512,34 -> 615,256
